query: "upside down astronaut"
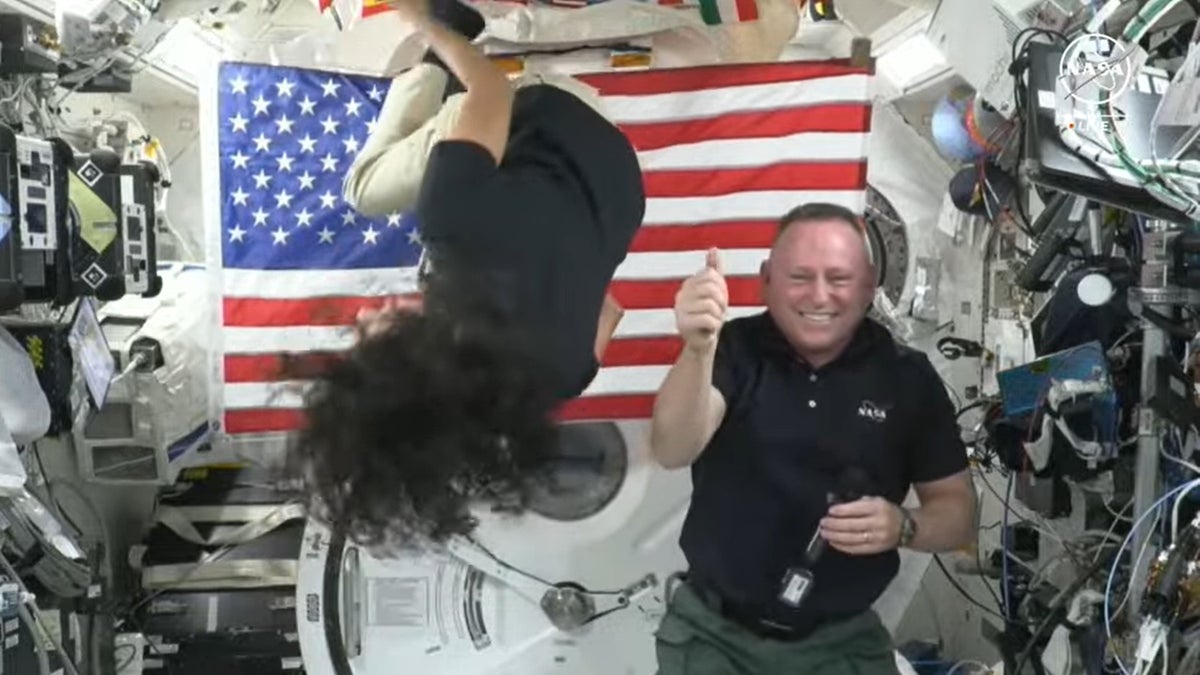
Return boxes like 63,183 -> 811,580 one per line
289,0 -> 646,548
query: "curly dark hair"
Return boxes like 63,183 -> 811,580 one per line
284,269 -> 561,552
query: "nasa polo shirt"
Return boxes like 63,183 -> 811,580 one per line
679,312 -> 967,625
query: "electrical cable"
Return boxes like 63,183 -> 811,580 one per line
0,546 -> 81,675
976,470 -> 1069,547
114,643 -> 137,672
1168,456 -> 1200,539
1012,545 -> 1118,675
1001,469 -> 1014,623
1105,477 -> 1200,675
947,660 -> 995,675
939,337 -> 987,360
1025,505 -> 1129,595
1009,26 -> 1070,237
1146,19 -> 1200,209
20,603 -> 50,675
1060,0 -> 1200,219
931,553 -> 1009,622
1109,510 -> 1161,620
968,465 -> 1009,615
45,476 -> 113,575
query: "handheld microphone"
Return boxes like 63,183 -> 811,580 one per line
779,467 -> 875,608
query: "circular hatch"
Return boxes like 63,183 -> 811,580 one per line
527,422 -> 628,522
864,185 -> 910,305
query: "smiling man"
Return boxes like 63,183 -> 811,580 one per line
648,203 -> 976,675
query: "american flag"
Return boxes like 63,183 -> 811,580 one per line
211,59 -> 872,439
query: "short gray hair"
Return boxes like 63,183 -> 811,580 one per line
775,202 -> 874,266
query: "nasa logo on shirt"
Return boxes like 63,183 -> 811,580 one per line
857,400 -> 888,423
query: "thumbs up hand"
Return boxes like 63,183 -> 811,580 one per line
674,247 -> 729,354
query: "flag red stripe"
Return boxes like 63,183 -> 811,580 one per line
644,161 -> 866,198
226,354 -> 280,382
224,394 -> 660,434
224,333 -> 692,385
225,353 -> 345,383
601,337 -> 683,366
621,105 -> 872,152
224,295 -> 414,327
555,394 -> 656,421
225,409 -> 304,435
631,221 -> 778,248
609,276 -> 761,309
576,61 -> 869,95
735,0 -> 759,21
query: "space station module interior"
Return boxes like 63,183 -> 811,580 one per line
1,0 -> 1200,674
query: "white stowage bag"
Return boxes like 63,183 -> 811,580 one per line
96,263 -> 213,462
266,0 -> 798,78
475,0 -> 799,66
0,325 -> 50,494
0,325 -> 50,445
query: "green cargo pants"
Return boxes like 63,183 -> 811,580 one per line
654,581 -> 902,675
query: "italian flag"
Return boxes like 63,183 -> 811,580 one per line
696,0 -> 759,24
361,0 -> 393,16
313,0 -> 394,18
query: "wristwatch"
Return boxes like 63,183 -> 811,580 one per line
897,507 -> 918,548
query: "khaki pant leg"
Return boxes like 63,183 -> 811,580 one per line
343,64 -> 464,217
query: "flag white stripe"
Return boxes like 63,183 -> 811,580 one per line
221,307 -> 765,354
613,249 -> 767,280
582,365 -> 672,396
226,382 -> 305,409
644,190 -> 865,224
222,267 -> 420,299
603,74 -> 870,125
224,364 -> 676,410
715,0 -> 742,22
222,250 -> 769,299
224,325 -> 356,354
637,132 -> 868,172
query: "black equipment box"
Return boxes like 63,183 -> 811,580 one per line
140,518 -> 306,570
146,635 -> 305,675
16,134 -> 74,306
0,585 -> 82,675
0,14 -> 60,75
133,465 -> 306,675
118,161 -> 162,297
0,124 -> 23,310
68,154 -> 126,300
165,465 -> 300,507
